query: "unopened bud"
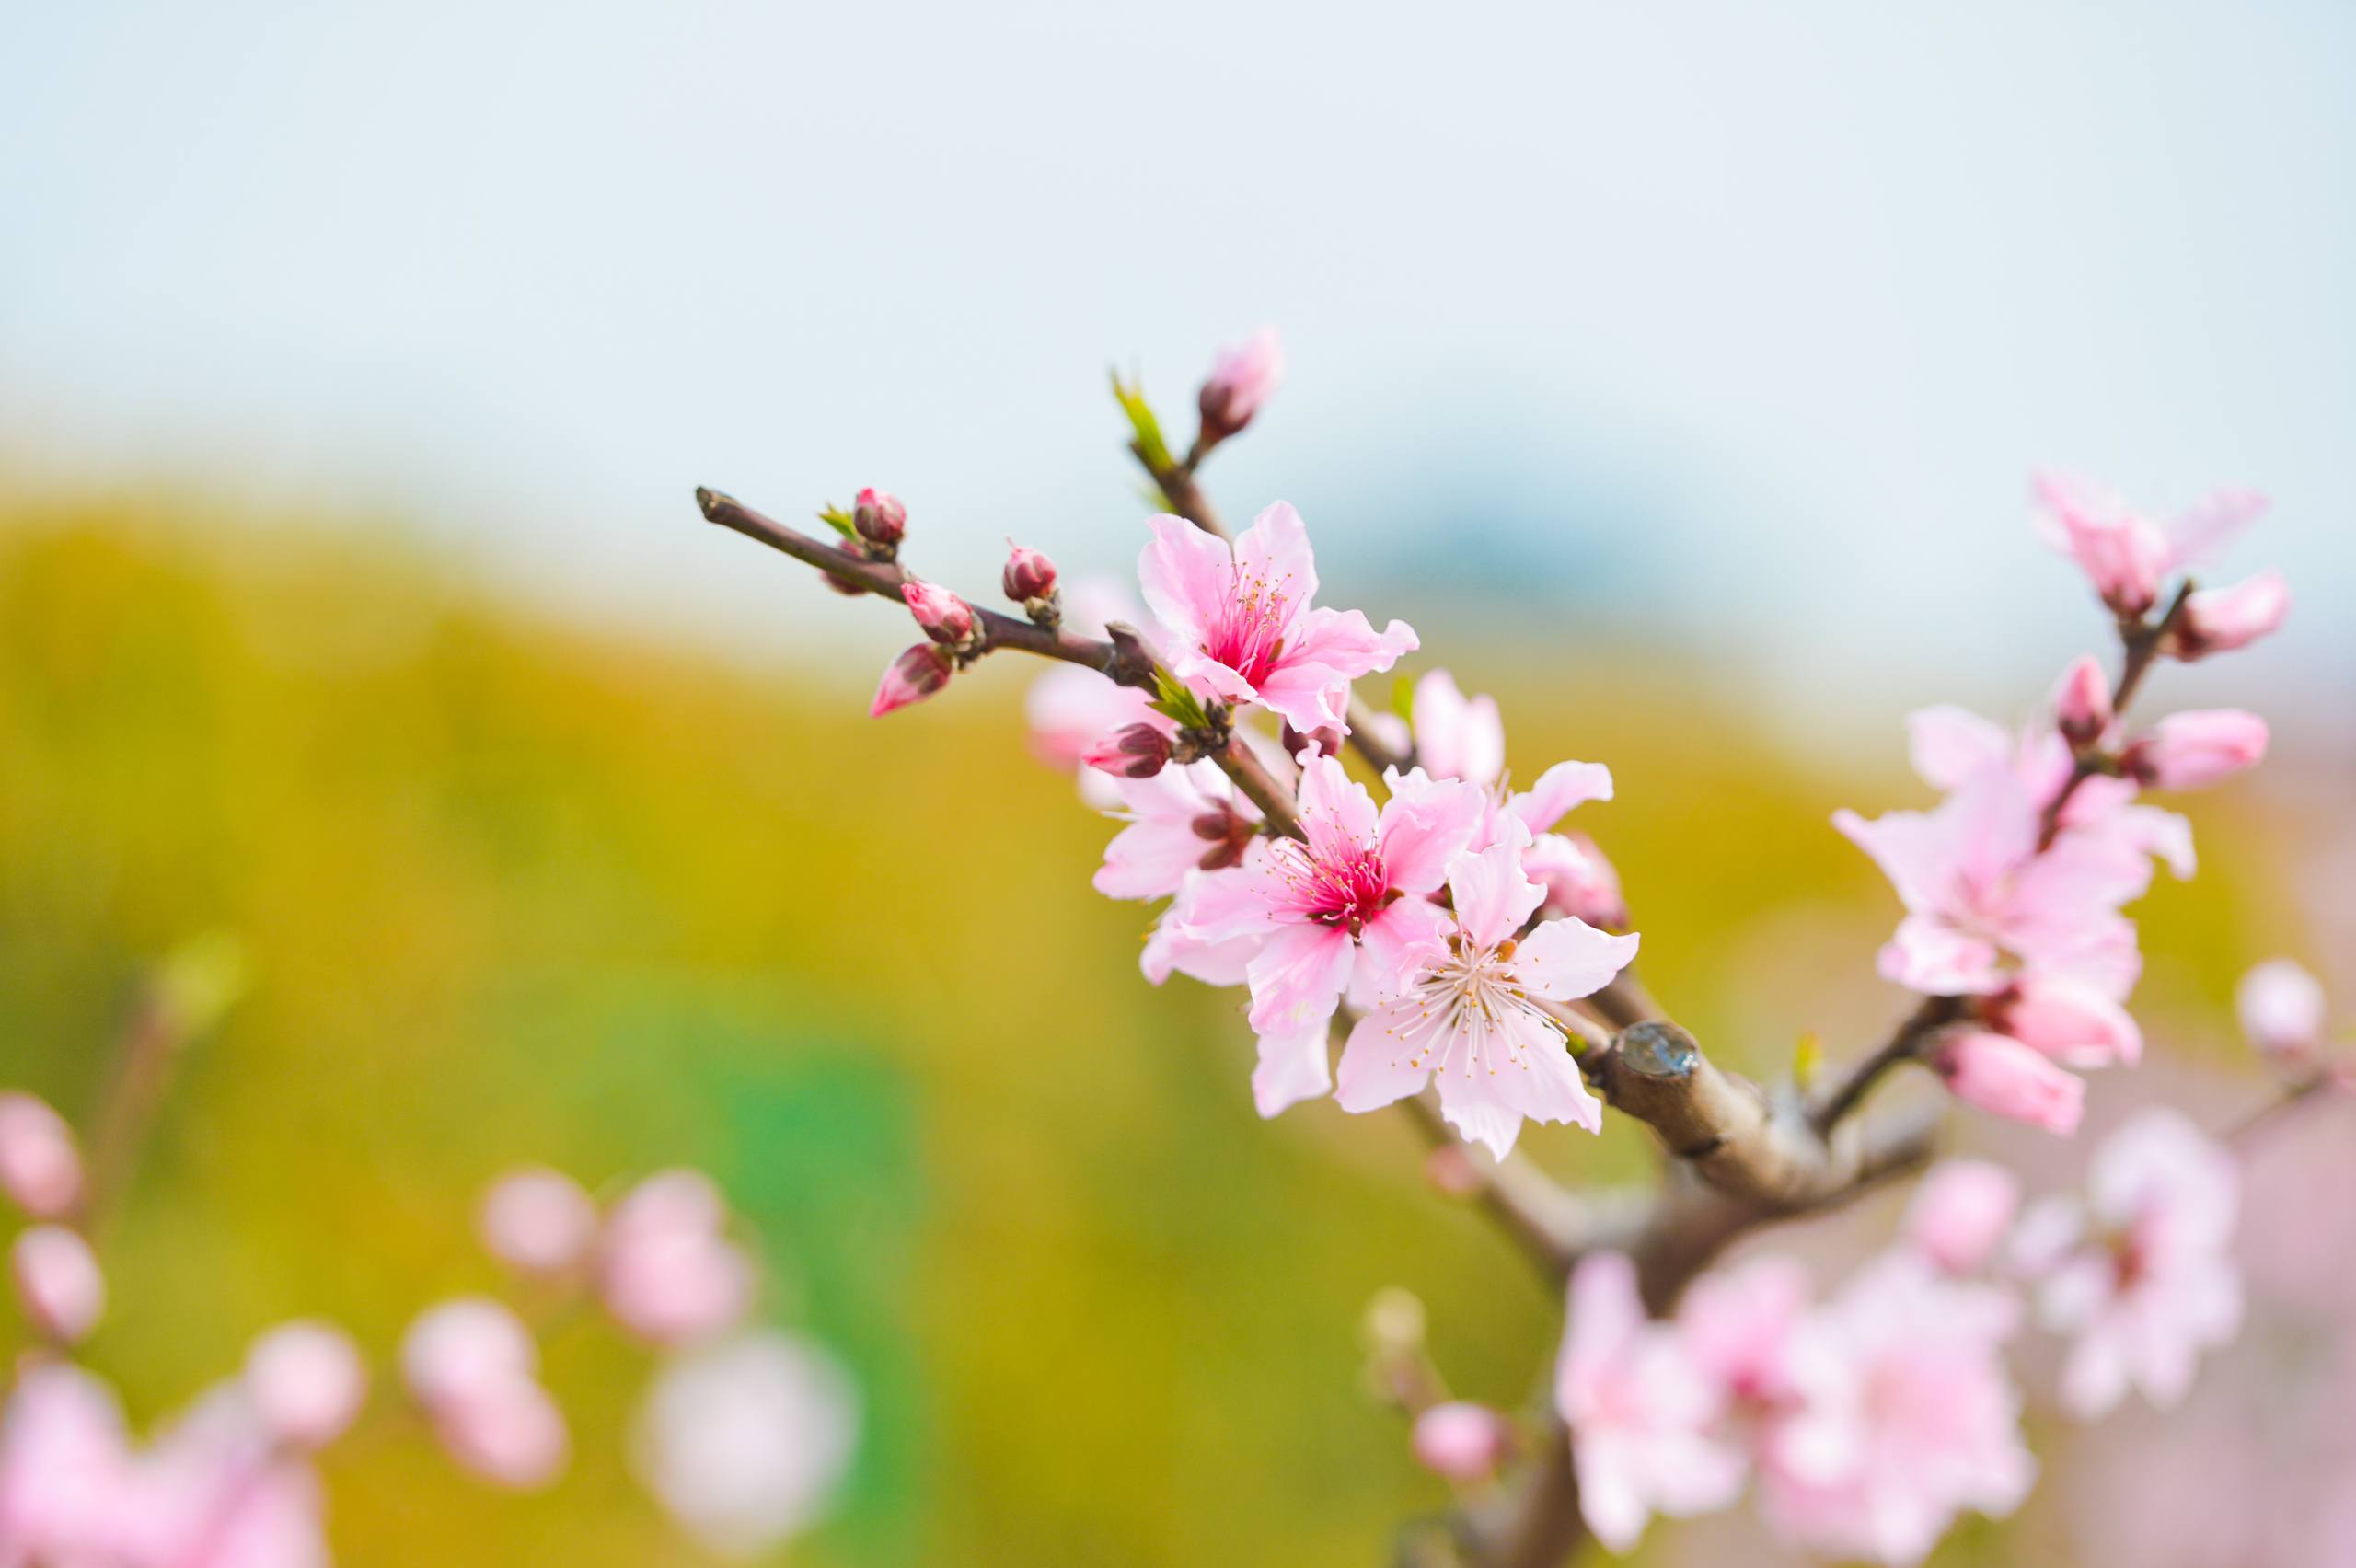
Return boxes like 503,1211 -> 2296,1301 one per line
2122,709 -> 2269,790
1280,721 -> 1343,761
0,1092 -> 83,1220
819,571 -> 867,598
1083,721 -> 1172,779
851,488 -> 906,552
2052,655 -> 2114,746
1362,1286 -> 1426,1355
901,580 -> 976,646
2171,571 -> 2291,660
1522,832 -> 1628,930
1001,542 -> 1058,603
2237,958 -> 2327,1076
870,645 -> 953,718
247,1320 -> 370,1449
13,1225 -> 103,1344
1189,801 -> 1257,871
1412,1401 -> 1515,1482
1195,328 -> 1284,445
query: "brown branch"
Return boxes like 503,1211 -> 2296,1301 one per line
2037,579 -> 2193,849
1395,1090 -> 1643,1281
696,488 -> 1154,686
1807,995 -> 1962,1137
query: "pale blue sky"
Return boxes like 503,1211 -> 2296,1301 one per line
4,1 -> 2350,737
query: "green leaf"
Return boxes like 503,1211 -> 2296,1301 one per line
1111,370 -> 1176,477
815,504 -> 857,539
1149,670 -> 1209,730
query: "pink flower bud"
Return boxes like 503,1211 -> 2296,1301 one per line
1411,1401 -> 1514,1482
2052,655 -> 2113,746
1000,542 -> 1057,603
402,1297 -> 539,1411
1903,1159 -> 2020,1274
1196,328 -> 1284,443
479,1167 -> 600,1275
246,1320 -> 368,1449
2173,570 -> 2289,659
1082,721 -> 1173,779
0,1092 -> 83,1220
1989,974 -> 2142,1068
1521,832 -> 1628,929
1279,721 -> 1343,761
850,488 -> 905,549
12,1225 -> 104,1343
2124,709 -> 2269,790
2236,958 -> 2327,1073
433,1378 -> 570,1489
1931,1030 -> 2085,1135
870,644 -> 953,717
598,1170 -> 753,1346
900,580 -> 975,646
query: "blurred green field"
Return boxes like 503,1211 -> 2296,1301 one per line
0,486 -> 2299,1566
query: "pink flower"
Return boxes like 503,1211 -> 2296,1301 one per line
1138,504 -> 1416,734
631,1332 -> 860,1556
1411,670 -> 1506,785
0,1363 -> 135,1561
13,1224 -> 104,1343
1553,1251 -> 1745,1551
1836,759 -> 2148,999
1138,871 -> 1263,992
598,1170 -> 755,1346
1761,1254 -> 2032,1567
126,1387 -> 333,1567
244,1320 -> 368,1450
1092,761 -> 1258,902
870,643 -> 953,717
1335,827 -> 1638,1156
1678,1255 -> 1811,1408
1985,973 -> 2142,1068
479,1166 -> 601,1275
401,1297 -> 569,1489
1177,757 -> 1485,1118
2052,655 -> 2113,745
1197,327 -> 1284,441
2173,570 -> 2290,659
2033,473 -> 2265,617
2236,957 -> 2327,1073
1410,1401 -> 1514,1482
2123,709 -> 2269,790
0,1091 -> 83,1220
2011,1107 -> 2241,1419
1903,1160 -> 2021,1275
1930,1030 -> 2085,1134
900,578 -> 975,645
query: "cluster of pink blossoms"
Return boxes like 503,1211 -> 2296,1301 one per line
1834,476 -> 2289,1134
1022,496 -> 1641,1156
0,1097 -> 856,1565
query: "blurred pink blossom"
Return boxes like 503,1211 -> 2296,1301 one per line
401,1297 -> 568,1489
1931,1031 -> 2086,1135
2236,957 -> 2328,1074
1410,1401 -> 1515,1482
1902,1160 -> 2021,1275
2032,473 -> 2265,617
631,1332 -> 859,1558
1197,327 -> 1284,440
2174,570 -> 2291,659
244,1320 -> 368,1451
597,1170 -> 754,1345
12,1224 -> 105,1344
479,1166 -> 600,1275
0,1092 -> 83,1220
1555,1251 -> 1744,1552
2124,709 -> 2269,791
2012,1107 -> 2241,1419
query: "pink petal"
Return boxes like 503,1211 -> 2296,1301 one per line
1877,917 -> 2004,996
1512,918 -> 1641,1004
1906,706 -> 2014,791
1295,755 -> 1380,863
1508,760 -> 1614,835
1373,770 -> 1487,894
1250,1023 -> 1334,1117
1136,513 -> 1233,650
1411,670 -> 1506,786
1352,898 -> 1449,1006
1230,502 -> 1319,641
1446,834 -> 1546,951
1334,996 -> 1438,1113
1242,922 -> 1355,1038
2163,488 -> 2267,571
